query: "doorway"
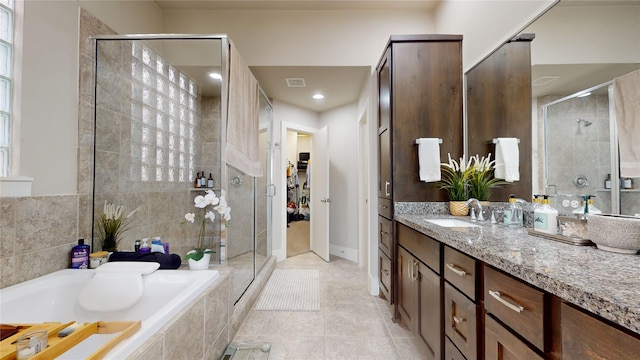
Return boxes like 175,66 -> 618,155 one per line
286,130 -> 311,257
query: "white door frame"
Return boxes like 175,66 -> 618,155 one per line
358,111 -> 369,268
279,121 -> 320,260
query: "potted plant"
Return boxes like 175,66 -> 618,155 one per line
183,189 -> 231,270
96,201 -> 139,252
468,153 -> 507,202
435,154 -> 474,216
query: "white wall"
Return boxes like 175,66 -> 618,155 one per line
527,4 -> 640,65
435,0 -> 557,72
17,1 -> 162,195
161,9 -> 435,67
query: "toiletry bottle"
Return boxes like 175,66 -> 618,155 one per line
207,173 -> 214,188
139,238 -> 151,253
151,236 -> 165,253
534,196 -> 558,235
587,195 -> 602,214
503,195 -> 513,226
194,174 -> 200,188
624,177 -> 632,189
71,239 -> 90,269
604,174 -> 612,189
200,172 -> 207,188
134,239 -> 141,251
506,195 -> 523,227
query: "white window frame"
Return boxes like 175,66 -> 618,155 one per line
0,0 -> 15,177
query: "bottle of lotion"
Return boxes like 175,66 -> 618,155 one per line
71,239 -> 90,269
534,195 -> 558,235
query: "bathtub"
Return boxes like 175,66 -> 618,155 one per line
0,268 -> 220,359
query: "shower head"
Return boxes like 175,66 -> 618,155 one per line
577,118 -> 593,127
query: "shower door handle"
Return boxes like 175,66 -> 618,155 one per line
321,198 -> 332,203
265,184 -> 276,197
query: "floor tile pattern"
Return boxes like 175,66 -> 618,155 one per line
232,252 -> 428,359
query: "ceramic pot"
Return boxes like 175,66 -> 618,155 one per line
187,249 -> 212,270
449,201 -> 469,216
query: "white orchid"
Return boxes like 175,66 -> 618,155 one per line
182,186 -> 231,262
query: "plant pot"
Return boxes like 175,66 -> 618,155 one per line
187,249 -> 212,270
449,201 -> 469,216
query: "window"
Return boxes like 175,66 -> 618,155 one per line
0,0 -> 13,177
130,42 -> 199,183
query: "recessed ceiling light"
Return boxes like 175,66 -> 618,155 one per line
208,72 -> 222,80
312,94 -> 324,100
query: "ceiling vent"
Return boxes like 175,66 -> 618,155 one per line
533,76 -> 560,86
285,78 -> 306,87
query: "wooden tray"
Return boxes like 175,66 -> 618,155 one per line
527,228 -> 594,246
0,321 -> 140,360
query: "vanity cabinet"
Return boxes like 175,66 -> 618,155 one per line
443,246 -> 481,359
562,303 -> 640,360
397,223 -> 442,360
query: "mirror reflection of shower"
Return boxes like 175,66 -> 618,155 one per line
575,118 -> 593,135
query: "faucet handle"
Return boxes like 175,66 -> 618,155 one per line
490,210 -> 497,224
477,208 -> 485,222
470,207 -> 477,221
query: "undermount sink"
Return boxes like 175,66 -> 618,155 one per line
424,218 -> 480,228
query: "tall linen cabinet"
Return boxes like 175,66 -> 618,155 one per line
376,34 -> 463,359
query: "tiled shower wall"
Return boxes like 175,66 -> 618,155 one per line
537,94 -> 640,215
0,9 -> 224,289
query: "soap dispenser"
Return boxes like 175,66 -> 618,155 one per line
506,195 -> 523,228
534,195 -> 558,235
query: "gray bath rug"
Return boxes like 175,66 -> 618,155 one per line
254,269 -> 320,311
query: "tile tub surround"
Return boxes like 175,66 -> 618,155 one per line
127,270 -> 231,360
394,213 -> 640,335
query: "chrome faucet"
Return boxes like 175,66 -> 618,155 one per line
465,198 -> 484,221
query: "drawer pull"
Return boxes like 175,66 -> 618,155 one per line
488,290 -> 525,313
453,316 -> 466,325
446,263 -> 467,277
385,181 -> 391,197
382,269 -> 389,276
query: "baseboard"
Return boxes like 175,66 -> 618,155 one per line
329,244 -> 357,262
368,273 -> 379,296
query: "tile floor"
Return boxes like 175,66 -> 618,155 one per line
231,252 -> 428,359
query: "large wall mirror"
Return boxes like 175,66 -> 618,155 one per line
525,1 -> 640,215
467,1 -> 640,211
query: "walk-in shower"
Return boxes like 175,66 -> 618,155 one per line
92,35 -> 273,304
541,82 -> 639,215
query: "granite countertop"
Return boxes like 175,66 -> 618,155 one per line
394,212 -> 640,335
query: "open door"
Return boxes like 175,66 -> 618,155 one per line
310,126 -> 330,261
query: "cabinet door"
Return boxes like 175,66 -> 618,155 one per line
378,216 -> 392,257
485,315 -> 543,360
378,47 -> 390,132
378,129 -> 391,199
562,303 -> 640,360
378,251 -> 391,303
418,262 -> 442,360
397,246 -> 418,330
445,282 -> 479,360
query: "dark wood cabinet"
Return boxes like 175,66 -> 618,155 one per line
397,224 -> 442,360
376,34 -> 463,312
376,34 -> 463,203
562,303 -> 640,360
485,315 -> 543,360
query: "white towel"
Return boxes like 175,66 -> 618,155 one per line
225,42 -> 263,177
494,138 -> 519,182
417,138 -> 441,182
613,69 -> 640,177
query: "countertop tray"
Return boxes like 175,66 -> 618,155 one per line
527,228 -> 594,246
0,321 -> 140,360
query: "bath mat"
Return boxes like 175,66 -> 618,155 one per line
254,269 -> 320,311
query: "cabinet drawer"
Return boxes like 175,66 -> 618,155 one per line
562,303 -> 640,360
444,246 -> 478,301
445,282 -> 480,360
378,197 -> 392,219
444,337 -> 466,360
397,223 -> 440,274
485,315 -> 543,360
484,266 -> 545,351
378,216 -> 392,257
378,252 -> 391,301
